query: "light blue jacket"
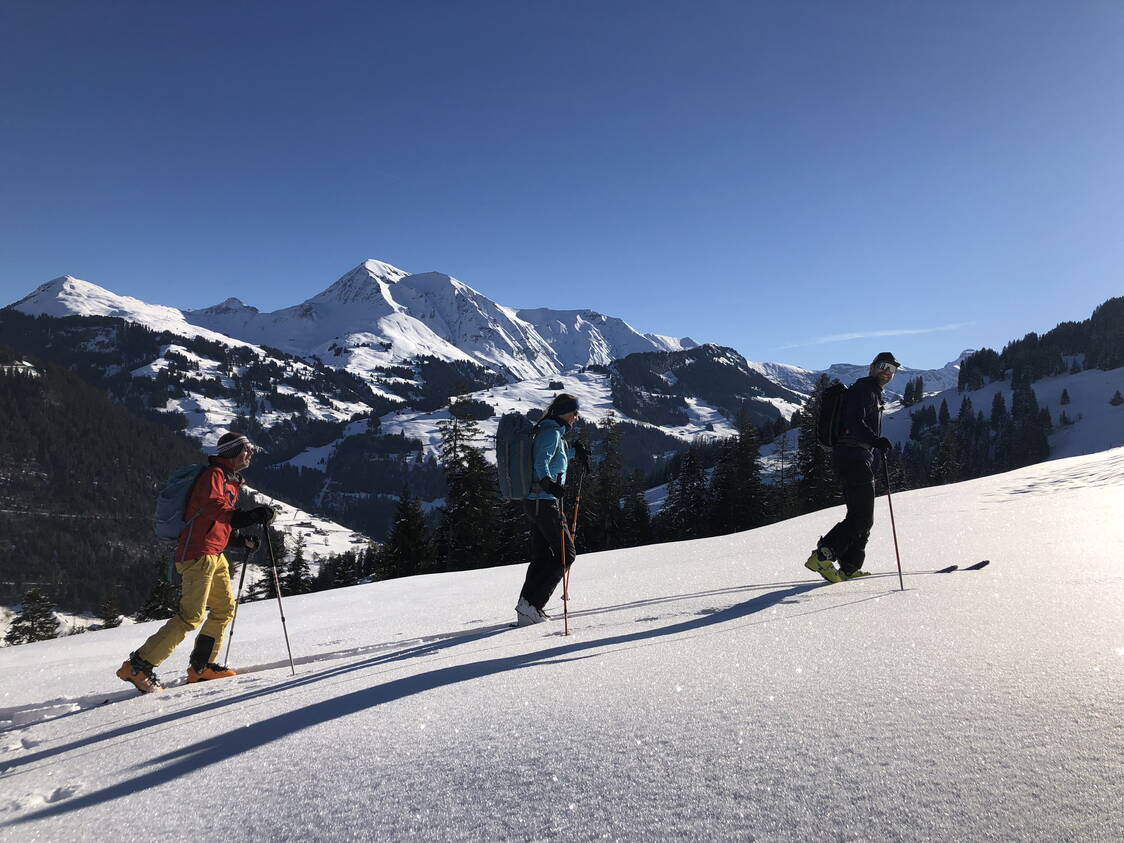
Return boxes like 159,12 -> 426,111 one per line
526,418 -> 574,500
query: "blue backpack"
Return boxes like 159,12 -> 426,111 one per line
495,412 -> 541,500
154,464 -> 207,541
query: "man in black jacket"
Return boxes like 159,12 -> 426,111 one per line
804,352 -> 900,583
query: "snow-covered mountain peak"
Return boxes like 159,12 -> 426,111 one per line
10,274 -> 260,349
310,260 -> 410,307
194,297 -> 259,316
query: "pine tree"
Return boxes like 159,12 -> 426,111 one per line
660,443 -> 709,540
709,408 -> 767,534
930,431 -> 961,485
4,588 -> 60,645
436,417 -> 501,570
902,379 -> 915,406
330,551 -> 360,588
282,537 -> 313,594
770,429 -> 798,520
1111,391 -> 1123,407
618,486 -> 652,548
938,399 -> 950,427
990,392 -> 1009,430
796,376 -> 839,513
585,418 -> 625,553
382,487 -> 436,578
134,559 -> 179,621
97,591 -> 123,629
1060,388 -> 1071,406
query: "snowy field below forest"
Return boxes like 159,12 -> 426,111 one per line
1,448 -> 1122,840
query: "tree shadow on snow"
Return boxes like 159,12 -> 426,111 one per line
9,580 -> 846,825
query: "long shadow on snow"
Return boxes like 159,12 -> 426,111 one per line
0,626 -> 509,778
9,582 -> 821,825
0,579 -> 815,736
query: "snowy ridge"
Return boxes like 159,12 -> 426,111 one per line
185,260 -> 700,381
0,448 -> 1121,838
9,262 -> 709,385
11,277 -> 257,350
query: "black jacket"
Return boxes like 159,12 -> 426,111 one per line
837,375 -> 884,449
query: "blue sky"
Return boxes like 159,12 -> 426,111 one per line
2,1 -> 1122,370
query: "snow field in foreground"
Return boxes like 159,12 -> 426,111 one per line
0,448 -> 1122,840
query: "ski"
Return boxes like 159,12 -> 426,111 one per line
936,560 -> 990,573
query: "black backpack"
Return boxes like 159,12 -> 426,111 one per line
816,381 -> 847,449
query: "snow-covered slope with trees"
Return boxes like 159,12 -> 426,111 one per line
1,448 -> 1121,839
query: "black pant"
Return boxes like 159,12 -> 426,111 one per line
520,498 -> 575,610
821,446 -> 876,575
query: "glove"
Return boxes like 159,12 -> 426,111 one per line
874,437 -> 892,453
573,441 -> 592,474
230,509 -> 256,530
539,477 -> 566,499
250,505 -> 277,525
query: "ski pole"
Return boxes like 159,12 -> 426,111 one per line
222,542 -> 256,665
570,472 -> 584,540
882,458 -> 905,591
558,500 -> 571,637
263,525 -> 297,674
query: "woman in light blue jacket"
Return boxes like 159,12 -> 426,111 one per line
515,393 -> 589,625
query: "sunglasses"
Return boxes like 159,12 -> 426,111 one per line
876,362 -> 899,374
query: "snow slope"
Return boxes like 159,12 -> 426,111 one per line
881,363 -> 1124,459
1,448 -> 1121,840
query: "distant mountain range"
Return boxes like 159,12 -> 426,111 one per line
3,258 -> 971,540
9,258 -> 966,403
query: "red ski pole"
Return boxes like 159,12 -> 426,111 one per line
558,500 -> 571,636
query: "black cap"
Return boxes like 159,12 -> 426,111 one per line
871,352 -> 901,368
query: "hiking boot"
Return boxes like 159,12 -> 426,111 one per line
804,549 -> 841,584
839,569 -> 871,580
116,652 -> 165,694
187,662 -> 237,683
515,597 -> 548,626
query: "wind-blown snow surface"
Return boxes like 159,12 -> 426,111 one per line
2,450 -> 1122,840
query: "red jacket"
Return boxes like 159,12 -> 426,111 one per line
176,457 -> 244,562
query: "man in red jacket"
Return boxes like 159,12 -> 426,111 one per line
117,432 -> 275,693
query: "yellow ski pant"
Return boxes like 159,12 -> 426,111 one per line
137,553 -> 236,667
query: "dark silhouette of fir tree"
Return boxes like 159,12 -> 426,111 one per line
1111,391 -> 1124,407
708,408 -> 768,534
98,591 -> 123,629
584,417 -> 626,553
618,486 -> 653,548
655,443 -> 709,541
796,375 -> 839,513
381,488 -> 436,578
282,537 -> 313,594
4,588 -> 60,645
436,417 -> 501,571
